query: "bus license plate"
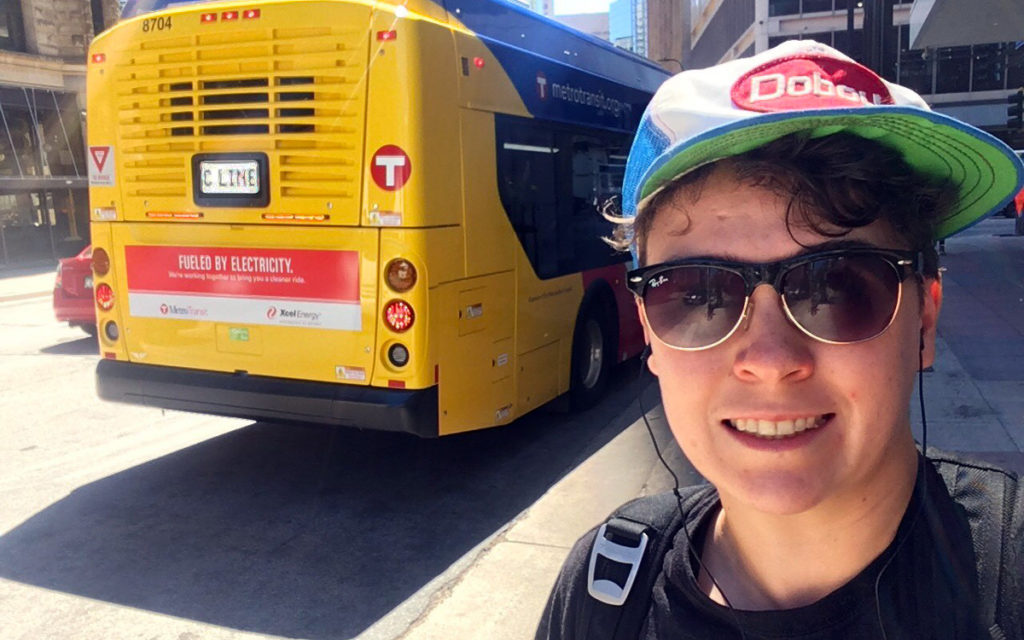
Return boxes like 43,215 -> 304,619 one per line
199,160 -> 261,195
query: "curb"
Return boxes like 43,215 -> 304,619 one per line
0,291 -> 50,303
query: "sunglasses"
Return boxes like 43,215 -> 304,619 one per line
627,248 -> 921,350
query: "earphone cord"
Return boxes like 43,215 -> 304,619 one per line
873,340 -> 929,640
638,358 -> 749,640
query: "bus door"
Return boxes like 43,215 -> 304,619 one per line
436,271 -> 515,435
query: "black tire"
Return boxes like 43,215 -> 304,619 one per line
1015,215 -> 1024,236
569,297 -> 614,411
80,323 -> 98,336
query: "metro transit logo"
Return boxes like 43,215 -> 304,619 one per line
370,145 -> 412,191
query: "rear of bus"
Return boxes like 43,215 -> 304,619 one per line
89,0 -> 456,435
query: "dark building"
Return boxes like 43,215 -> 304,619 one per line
0,0 -> 119,268
677,0 -> 1022,148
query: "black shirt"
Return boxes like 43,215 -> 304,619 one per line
536,453 -> 1022,640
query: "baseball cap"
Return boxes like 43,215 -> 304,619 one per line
622,39 -> 1024,245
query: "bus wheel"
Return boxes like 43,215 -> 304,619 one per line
570,301 -> 613,410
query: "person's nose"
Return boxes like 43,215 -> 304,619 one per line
731,284 -> 815,384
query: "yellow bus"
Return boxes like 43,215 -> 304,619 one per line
87,0 -> 669,436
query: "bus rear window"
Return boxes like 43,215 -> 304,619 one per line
121,0 -> 217,19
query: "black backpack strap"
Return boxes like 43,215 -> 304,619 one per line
578,487 -> 711,640
930,452 -> 1021,638
987,466 -> 1022,637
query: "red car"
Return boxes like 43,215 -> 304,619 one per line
1015,151 -> 1024,236
53,245 -> 97,335
1015,186 -> 1024,236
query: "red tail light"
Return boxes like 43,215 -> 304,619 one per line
95,283 -> 115,311
384,300 -> 414,332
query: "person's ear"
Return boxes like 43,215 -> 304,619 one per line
920,277 -> 942,369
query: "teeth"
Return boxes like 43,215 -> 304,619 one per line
729,415 -> 826,439
757,419 -> 776,437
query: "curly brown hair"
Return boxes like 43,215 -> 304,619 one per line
612,132 -> 958,276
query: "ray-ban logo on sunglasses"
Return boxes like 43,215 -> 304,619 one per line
648,275 -> 669,288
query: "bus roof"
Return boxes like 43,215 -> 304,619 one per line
121,0 -> 210,18
122,0 -> 670,90
441,0 -> 669,93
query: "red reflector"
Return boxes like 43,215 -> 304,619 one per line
104,352 -> 117,360
222,10 -> 239,20
473,57 -> 485,69
434,364 -> 439,384
377,30 -> 397,41
91,247 -> 110,276
388,380 -> 406,389
383,299 -> 414,333
243,9 -> 260,19
95,283 -> 115,311
201,12 -> 217,22
262,213 -> 330,222
91,53 -> 106,63
145,211 -> 204,219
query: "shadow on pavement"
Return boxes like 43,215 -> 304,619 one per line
0,363 -> 649,639
938,228 -> 1024,382
0,261 -> 57,279
40,335 -> 99,356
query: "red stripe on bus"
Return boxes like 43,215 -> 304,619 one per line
581,263 -> 645,361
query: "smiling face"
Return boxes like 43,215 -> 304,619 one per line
640,164 -> 939,517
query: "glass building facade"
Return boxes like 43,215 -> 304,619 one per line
0,86 -> 89,265
768,26 -> 1024,97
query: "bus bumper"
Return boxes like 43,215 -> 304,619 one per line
96,359 -> 439,438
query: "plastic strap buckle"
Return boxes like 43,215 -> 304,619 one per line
586,518 -> 650,606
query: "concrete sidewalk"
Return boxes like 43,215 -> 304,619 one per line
0,263 -> 56,303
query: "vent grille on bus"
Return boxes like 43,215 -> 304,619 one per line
114,24 -> 367,203
163,76 -> 315,137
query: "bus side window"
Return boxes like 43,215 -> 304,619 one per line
496,115 -> 630,280
562,132 -> 630,274
497,117 -> 560,277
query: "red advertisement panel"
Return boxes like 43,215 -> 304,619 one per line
125,246 -> 359,302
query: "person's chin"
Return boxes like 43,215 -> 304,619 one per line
721,473 -> 836,517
